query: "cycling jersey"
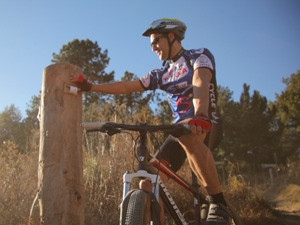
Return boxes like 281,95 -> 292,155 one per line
140,48 -> 219,124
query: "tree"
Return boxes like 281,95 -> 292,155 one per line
216,86 -> 240,161
249,90 -> 275,163
239,84 -> 276,164
113,71 -> 152,113
23,95 -> 41,152
218,84 -> 276,168
52,39 -> 114,106
275,71 -> 300,129
24,94 -> 40,129
157,99 -> 173,124
0,105 -> 25,151
109,71 -> 158,123
274,71 -> 300,161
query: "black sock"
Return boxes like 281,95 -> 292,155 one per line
207,192 -> 227,206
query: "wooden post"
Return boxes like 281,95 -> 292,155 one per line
38,63 -> 84,225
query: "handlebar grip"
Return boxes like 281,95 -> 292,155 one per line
81,122 -> 107,131
81,122 -> 121,135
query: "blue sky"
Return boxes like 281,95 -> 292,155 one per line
0,0 -> 299,118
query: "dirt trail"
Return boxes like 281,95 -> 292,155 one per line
276,212 -> 300,225
264,183 -> 300,225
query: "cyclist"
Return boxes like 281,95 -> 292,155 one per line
71,18 -> 231,225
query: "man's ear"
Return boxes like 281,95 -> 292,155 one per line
168,32 -> 176,42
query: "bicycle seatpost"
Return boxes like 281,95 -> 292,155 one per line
137,131 -> 147,171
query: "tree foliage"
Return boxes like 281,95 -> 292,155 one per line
113,71 -> 153,115
273,70 -> 300,160
0,105 -> 25,151
1,38 -> 299,169
52,39 -> 115,105
2,38 -> 300,224
275,71 -> 300,129
217,84 -> 281,167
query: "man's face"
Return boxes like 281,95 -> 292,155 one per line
150,33 -> 169,61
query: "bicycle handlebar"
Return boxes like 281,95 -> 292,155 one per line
81,122 -> 191,138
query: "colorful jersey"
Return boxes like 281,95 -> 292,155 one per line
139,48 -> 219,124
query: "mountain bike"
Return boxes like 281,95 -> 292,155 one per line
82,122 -> 242,225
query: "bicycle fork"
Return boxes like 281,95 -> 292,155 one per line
122,170 -> 161,201
122,171 -> 188,225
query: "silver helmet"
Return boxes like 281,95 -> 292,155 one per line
142,18 -> 187,40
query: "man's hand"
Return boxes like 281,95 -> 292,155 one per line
188,114 -> 212,134
70,74 -> 92,92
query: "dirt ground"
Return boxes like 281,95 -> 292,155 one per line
264,183 -> 300,225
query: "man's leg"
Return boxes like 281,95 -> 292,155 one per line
139,135 -> 186,225
178,134 -> 231,225
178,134 -> 221,194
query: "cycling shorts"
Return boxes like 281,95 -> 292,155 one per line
154,121 -> 222,172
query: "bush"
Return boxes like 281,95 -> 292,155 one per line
0,141 -> 38,225
225,174 -> 281,225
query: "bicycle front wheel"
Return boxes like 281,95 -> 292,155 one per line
123,190 -> 152,225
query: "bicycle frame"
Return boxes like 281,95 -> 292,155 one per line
121,129 -> 207,225
82,122 -> 208,225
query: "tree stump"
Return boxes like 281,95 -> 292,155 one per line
38,63 -> 84,225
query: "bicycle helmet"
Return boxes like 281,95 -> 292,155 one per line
142,18 -> 187,41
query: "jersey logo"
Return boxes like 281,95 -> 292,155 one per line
140,73 -> 151,88
195,54 -> 213,70
162,63 -> 189,84
176,95 -> 192,114
166,81 -> 190,94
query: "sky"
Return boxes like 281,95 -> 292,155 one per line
0,0 -> 299,118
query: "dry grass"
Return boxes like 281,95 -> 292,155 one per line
0,141 -> 39,225
225,175 -> 281,225
1,136 -> 298,225
276,184 -> 300,213
263,158 -> 300,222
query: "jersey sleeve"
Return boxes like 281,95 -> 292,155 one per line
139,69 -> 162,90
193,48 -> 215,71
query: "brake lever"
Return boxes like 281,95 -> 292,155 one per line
101,123 -> 121,136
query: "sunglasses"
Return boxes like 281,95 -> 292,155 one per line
150,35 -> 166,47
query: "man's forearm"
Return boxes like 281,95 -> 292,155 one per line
91,80 -> 144,94
192,68 -> 212,116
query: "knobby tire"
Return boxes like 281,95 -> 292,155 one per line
123,190 -> 152,225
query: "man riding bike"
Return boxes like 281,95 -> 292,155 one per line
71,18 -> 231,225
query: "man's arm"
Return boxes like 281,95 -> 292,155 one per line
192,67 -> 212,116
186,67 -> 212,135
70,74 -> 145,94
91,79 -> 145,94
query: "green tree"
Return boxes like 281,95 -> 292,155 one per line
24,95 -> 40,129
216,86 -> 240,161
52,39 -> 114,106
249,90 -> 274,163
274,71 -> 300,161
275,71 -> 300,128
0,105 -> 25,151
157,99 -> 173,124
23,95 -> 41,152
113,71 -> 152,113
218,84 -> 276,168
110,71 -> 157,123
239,84 -> 275,164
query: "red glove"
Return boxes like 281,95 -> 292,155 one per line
74,75 -> 92,92
188,114 -> 212,131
